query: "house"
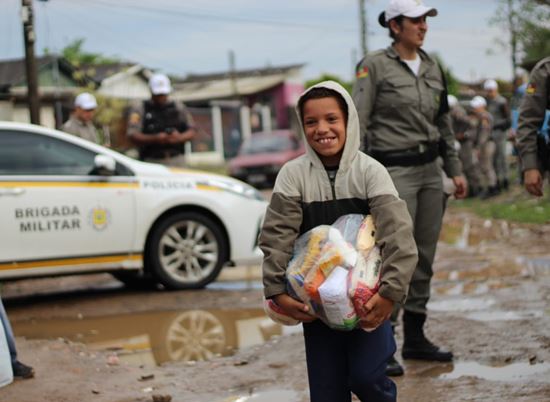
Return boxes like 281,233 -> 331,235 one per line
0,55 -> 92,128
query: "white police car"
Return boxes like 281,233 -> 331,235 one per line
0,122 -> 267,289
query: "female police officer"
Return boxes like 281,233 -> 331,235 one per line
352,0 -> 467,376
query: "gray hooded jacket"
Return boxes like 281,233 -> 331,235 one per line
259,81 -> 418,304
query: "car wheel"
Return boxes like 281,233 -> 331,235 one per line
147,212 -> 228,289
151,310 -> 227,363
111,271 -> 158,290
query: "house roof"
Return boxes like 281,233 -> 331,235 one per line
0,55 -> 91,91
172,63 -> 304,102
78,62 -> 141,83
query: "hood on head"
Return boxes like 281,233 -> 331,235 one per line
295,80 -> 360,171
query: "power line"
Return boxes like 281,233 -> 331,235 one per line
66,0 -> 357,33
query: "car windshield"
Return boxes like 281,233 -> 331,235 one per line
240,135 -> 295,155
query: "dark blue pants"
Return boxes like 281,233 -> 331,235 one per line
303,320 -> 396,402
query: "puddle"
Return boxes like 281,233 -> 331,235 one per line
465,310 -> 544,322
12,308 -> 301,367
207,280 -> 263,291
438,361 -> 550,382
428,297 -> 495,312
224,390 -> 300,402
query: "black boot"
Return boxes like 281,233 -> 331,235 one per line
401,311 -> 453,362
386,325 -> 404,376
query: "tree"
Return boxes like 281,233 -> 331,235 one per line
490,0 -> 550,78
61,38 -> 119,66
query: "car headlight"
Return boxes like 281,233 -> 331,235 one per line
198,178 -> 265,201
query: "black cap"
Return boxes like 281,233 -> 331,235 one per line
378,11 -> 388,27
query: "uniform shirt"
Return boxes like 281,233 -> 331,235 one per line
486,94 -> 511,132
517,57 -> 550,171
352,46 -> 461,178
61,116 -> 98,143
471,111 -> 494,148
126,100 -> 195,138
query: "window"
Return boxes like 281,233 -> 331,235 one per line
0,130 -> 132,176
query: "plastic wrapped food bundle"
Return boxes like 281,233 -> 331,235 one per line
281,214 -> 382,331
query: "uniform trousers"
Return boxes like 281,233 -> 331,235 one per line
478,141 -> 497,188
458,140 -> 482,190
387,161 -> 444,318
492,129 -> 508,183
303,320 -> 396,402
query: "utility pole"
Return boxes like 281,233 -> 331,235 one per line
21,0 -> 40,124
358,0 -> 368,58
228,50 -> 238,96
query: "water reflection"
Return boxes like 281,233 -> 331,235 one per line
439,361 -> 550,382
12,308 -> 300,366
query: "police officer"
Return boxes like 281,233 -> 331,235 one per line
517,57 -> 550,197
470,96 -> 498,198
449,95 -> 482,197
484,79 -> 511,191
127,73 -> 196,166
62,92 -> 99,143
352,0 -> 467,376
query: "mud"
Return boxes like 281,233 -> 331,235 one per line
0,207 -> 549,402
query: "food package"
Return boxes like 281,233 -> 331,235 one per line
263,297 -> 301,326
348,246 -> 382,320
280,214 -> 382,331
318,266 -> 358,330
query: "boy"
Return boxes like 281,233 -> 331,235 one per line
259,81 -> 417,402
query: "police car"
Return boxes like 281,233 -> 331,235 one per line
0,122 -> 267,290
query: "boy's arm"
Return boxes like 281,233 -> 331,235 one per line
259,168 -> 303,299
366,162 -> 418,304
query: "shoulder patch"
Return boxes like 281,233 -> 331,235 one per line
356,66 -> 369,79
526,82 -> 536,95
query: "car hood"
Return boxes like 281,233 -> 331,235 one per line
130,160 -> 265,200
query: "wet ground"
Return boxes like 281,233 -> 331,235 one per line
0,207 -> 549,401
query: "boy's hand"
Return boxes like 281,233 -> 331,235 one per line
361,294 -> 394,330
273,294 -> 316,322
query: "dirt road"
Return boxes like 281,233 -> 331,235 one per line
0,207 -> 549,401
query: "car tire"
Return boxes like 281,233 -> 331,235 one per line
147,212 -> 228,290
111,271 -> 158,290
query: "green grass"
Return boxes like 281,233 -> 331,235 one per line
449,184 -> 550,224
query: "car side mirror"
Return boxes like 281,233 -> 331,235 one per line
93,154 -> 116,176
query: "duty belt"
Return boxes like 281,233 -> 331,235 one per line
370,142 -> 439,167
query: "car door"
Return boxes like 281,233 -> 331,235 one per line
0,128 -> 138,277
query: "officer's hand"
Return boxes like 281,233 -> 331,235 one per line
524,169 -> 543,197
272,294 -> 316,322
452,175 -> 468,199
361,293 -> 393,331
156,132 -> 168,144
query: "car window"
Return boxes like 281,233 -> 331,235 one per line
0,130 -> 132,176
241,135 -> 294,155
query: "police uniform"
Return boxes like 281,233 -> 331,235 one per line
62,116 -> 99,143
517,57 -> 550,173
127,100 -> 195,166
353,46 -> 459,368
486,94 -> 511,189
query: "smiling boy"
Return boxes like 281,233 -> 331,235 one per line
259,81 -> 417,402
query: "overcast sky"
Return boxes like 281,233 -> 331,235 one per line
1,0 -> 513,83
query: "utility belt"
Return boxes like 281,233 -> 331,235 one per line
370,141 -> 440,167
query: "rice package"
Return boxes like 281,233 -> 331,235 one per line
280,214 -> 382,331
318,266 -> 358,330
